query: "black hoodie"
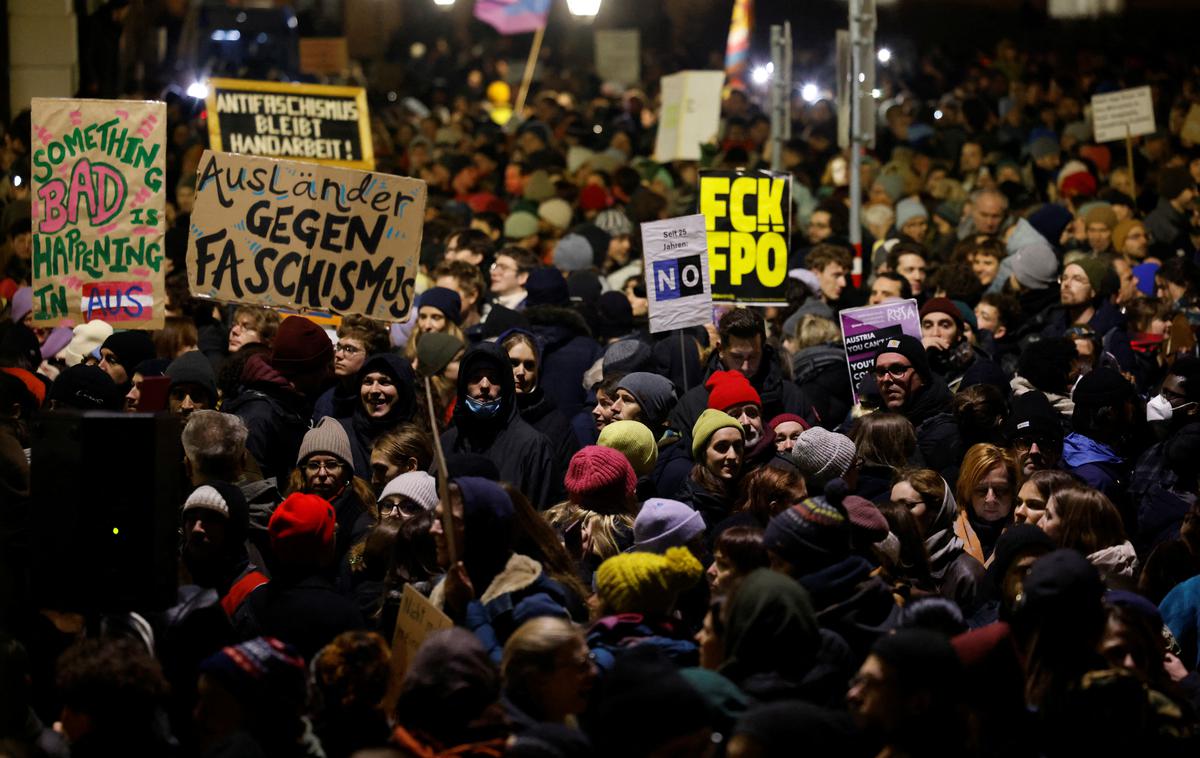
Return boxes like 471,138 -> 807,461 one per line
440,343 -> 556,508
337,353 -> 417,480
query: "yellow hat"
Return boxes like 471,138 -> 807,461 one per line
598,420 -> 659,477
691,409 -> 743,459
487,80 -> 511,105
596,546 -> 703,615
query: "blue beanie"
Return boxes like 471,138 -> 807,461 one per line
417,286 -> 463,325
524,268 -> 570,307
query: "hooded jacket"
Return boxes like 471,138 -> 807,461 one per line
338,353 -> 418,480
923,477 -> 986,612
440,344 -> 557,508
525,305 -> 603,417
796,555 -> 901,663
669,343 -> 809,444
1062,432 -> 1126,501
224,354 -> 313,484
791,343 -> 852,430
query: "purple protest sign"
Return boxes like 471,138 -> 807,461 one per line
839,299 -> 922,404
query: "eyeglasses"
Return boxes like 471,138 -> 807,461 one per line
490,261 -> 518,273
872,362 -> 913,380
335,343 -> 363,355
305,460 -> 345,474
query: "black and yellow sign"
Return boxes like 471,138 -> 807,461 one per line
698,169 -> 791,305
205,78 -> 373,170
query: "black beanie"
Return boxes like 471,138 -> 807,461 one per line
48,364 -> 123,410
870,628 -> 964,695
985,523 -> 1057,593
1004,391 -> 1063,444
100,330 -> 156,376
1071,367 -> 1134,409
875,333 -> 932,383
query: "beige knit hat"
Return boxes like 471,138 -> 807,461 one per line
296,416 -> 353,467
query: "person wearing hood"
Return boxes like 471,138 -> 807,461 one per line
521,267 -> 603,416
712,568 -> 847,705
989,217 -> 1061,331
224,316 -> 334,484
1132,358 -> 1200,553
869,334 -> 961,478
311,315 -> 391,423
891,468 -> 986,613
431,477 -> 580,661
668,308 -> 810,447
97,329 -> 155,394
764,480 -> 900,661
337,353 -> 417,481
501,329 -> 580,503
441,342 -> 556,508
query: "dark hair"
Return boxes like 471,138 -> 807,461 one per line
806,243 -> 853,273
473,211 -> 503,236
852,412 -> 917,468
874,271 -> 913,299
1024,469 -> 1082,501
736,467 -> 805,524
876,500 -> 934,587
448,228 -> 496,263
372,424 -> 435,474
886,241 -> 929,273
952,383 -> 1008,446
1018,338 -> 1077,395
218,342 -> 271,399
979,292 -> 1020,330
55,638 -> 169,734
433,260 -> 488,311
815,199 -> 850,237
154,316 -> 199,359
929,262 -> 984,304
1168,357 -> 1200,404
717,307 -> 766,344
1157,257 -> 1198,293
714,526 -> 769,575
496,245 -> 541,274
952,235 -> 1006,264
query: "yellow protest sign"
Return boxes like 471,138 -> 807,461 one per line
186,150 -> 424,321
30,98 -> 167,328
699,169 -> 791,305
385,583 -> 454,709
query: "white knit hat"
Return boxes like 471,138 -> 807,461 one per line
791,427 -> 856,484
61,320 -> 114,367
182,485 -> 230,518
379,471 -> 439,512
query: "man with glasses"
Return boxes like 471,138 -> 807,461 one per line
1004,391 -> 1064,479
871,334 -> 960,477
311,315 -> 390,423
488,246 -> 540,311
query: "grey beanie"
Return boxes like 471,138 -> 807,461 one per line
553,234 -> 595,273
1009,243 -> 1059,291
297,416 -> 354,467
791,427 -> 856,487
380,471 -> 439,511
604,338 -> 655,375
894,197 -> 928,230
616,372 -> 677,427
594,208 -> 634,237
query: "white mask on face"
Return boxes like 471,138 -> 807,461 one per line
1147,393 -> 1196,423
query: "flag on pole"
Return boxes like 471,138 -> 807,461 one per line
724,0 -> 753,89
475,0 -> 551,35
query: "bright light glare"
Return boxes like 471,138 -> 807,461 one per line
858,72 -> 866,83
871,88 -> 882,99
186,81 -> 209,99
433,0 -> 455,5
566,0 -> 602,15
801,83 -> 820,103
934,109 -> 944,120
751,65 -> 772,86
877,47 -> 892,64
12,175 -> 22,187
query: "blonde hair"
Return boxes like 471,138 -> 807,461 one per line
793,314 -> 841,349
501,616 -> 581,692
544,501 -> 632,562
954,443 -> 1016,514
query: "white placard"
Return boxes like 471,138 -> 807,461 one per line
642,214 -> 713,334
1091,86 -> 1156,143
595,29 -> 640,87
653,70 -> 725,162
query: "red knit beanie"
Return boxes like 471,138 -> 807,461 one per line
564,445 -> 637,515
767,413 -> 809,433
705,370 -> 761,412
269,492 -> 336,565
579,184 -> 613,211
270,316 -> 334,379
919,297 -> 964,333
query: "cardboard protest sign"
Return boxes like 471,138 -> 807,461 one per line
698,169 -> 791,306
30,98 -> 167,328
299,38 -> 350,76
595,29 -> 640,86
205,78 -> 374,169
186,150 -> 425,322
1091,86 -> 1156,143
839,299 -> 921,404
654,71 -> 724,162
641,214 -> 713,334
385,583 -> 454,709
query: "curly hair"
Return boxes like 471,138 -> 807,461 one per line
55,638 -> 168,732
313,631 -> 391,712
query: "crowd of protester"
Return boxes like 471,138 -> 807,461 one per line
5,22 -> 1200,758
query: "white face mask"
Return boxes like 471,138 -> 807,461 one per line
1147,393 -> 1195,423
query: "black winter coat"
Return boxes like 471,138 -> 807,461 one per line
792,343 -> 853,430
223,355 -> 313,485
234,573 -> 365,661
516,387 -> 580,505
525,306 -> 603,418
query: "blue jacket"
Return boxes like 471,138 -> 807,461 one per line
1161,574 -> 1200,669
1062,433 -> 1126,499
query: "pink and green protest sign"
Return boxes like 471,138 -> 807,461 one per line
30,98 -> 167,328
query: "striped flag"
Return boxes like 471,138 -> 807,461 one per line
724,0 -> 753,89
474,0 -> 551,35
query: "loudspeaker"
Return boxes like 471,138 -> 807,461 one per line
30,411 -> 183,613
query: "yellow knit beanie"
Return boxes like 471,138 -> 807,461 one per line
598,420 -> 659,476
595,546 -> 703,615
691,409 -> 743,459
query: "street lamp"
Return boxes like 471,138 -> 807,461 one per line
566,0 -> 602,17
